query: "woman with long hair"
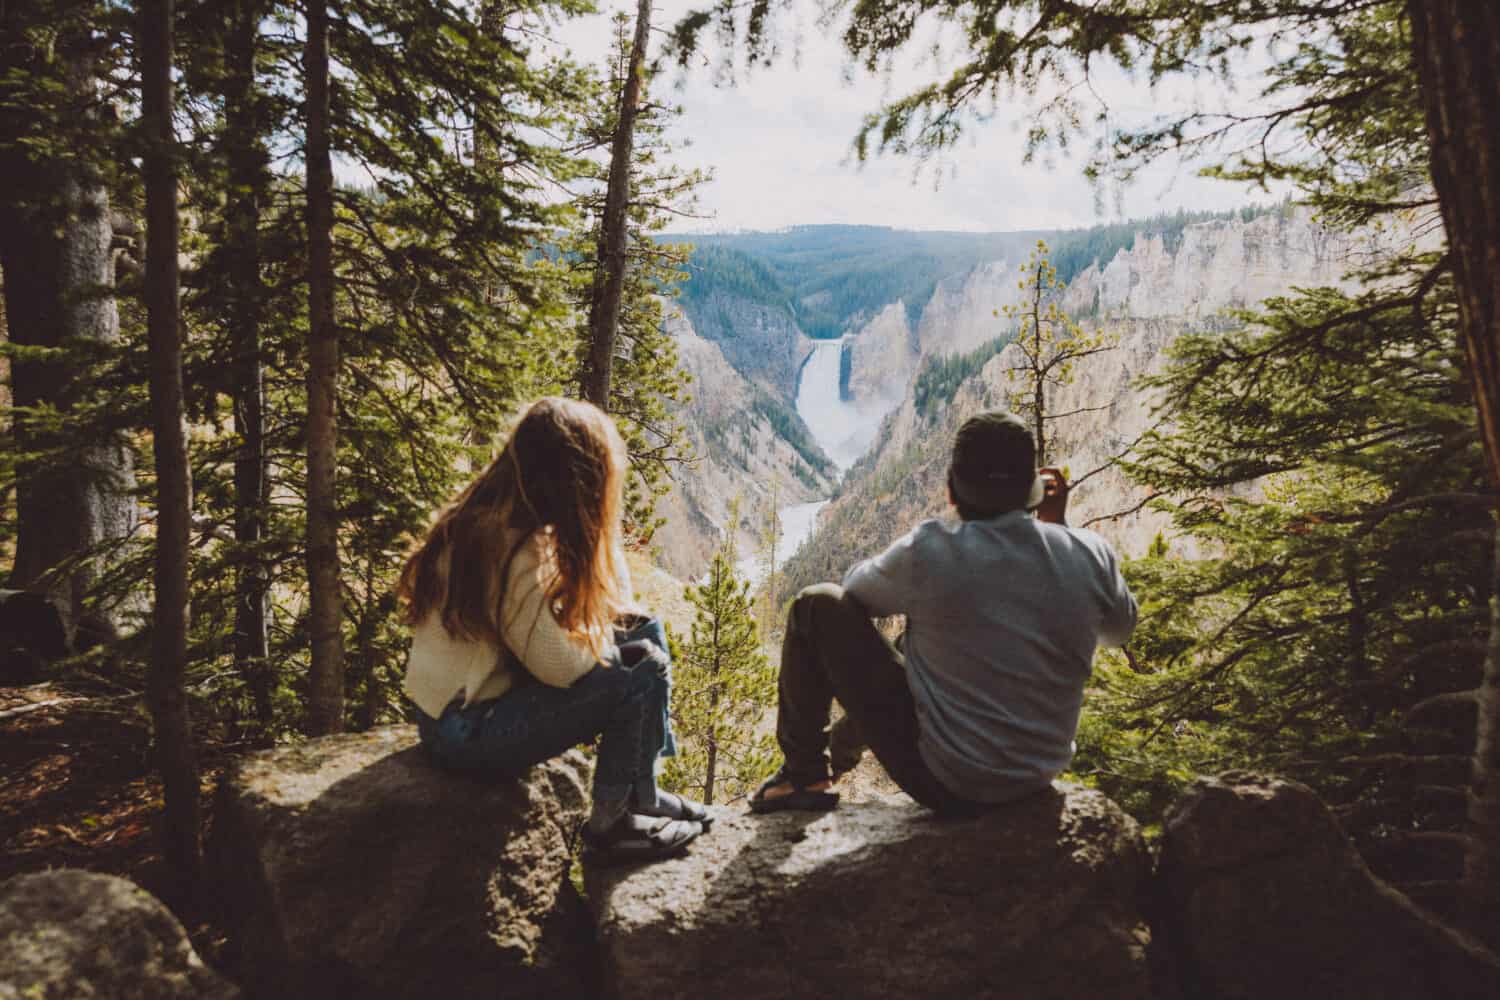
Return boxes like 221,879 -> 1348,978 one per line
398,397 -> 710,861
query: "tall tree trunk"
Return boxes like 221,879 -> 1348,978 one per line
304,0 -> 344,735
1031,274 -> 1047,465
583,0 -> 652,409
1,284 -> 11,541
224,0 -> 272,737
704,557 -> 722,805
1408,0 -> 1500,941
141,0 -> 201,883
0,12 -> 137,643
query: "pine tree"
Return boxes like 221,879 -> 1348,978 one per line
303,0 -> 344,736
140,0 -> 201,883
583,0 -> 653,409
0,1 -> 139,641
1407,0 -> 1500,934
1076,272 -> 1489,836
758,479 -> 781,638
565,11 -> 700,541
665,512 -> 778,804
168,0 -> 601,736
999,239 -> 1114,465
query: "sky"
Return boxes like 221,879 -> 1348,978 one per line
553,0 -> 1283,233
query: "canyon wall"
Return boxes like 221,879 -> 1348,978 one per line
675,289 -> 812,402
651,305 -> 836,580
784,206 -> 1399,591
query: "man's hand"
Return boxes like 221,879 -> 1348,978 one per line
1035,467 -> 1069,525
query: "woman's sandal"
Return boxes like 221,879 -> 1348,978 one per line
639,789 -> 714,828
749,766 -> 840,814
581,812 -> 703,864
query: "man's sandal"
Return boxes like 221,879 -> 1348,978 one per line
749,766 -> 840,814
581,812 -> 703,864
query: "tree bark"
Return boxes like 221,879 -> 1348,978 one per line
141,0 -> 202,883
224,0 -> 272,737
1032,272 -> 1048,465
0,12 -> 137,642
304,0 -> 344,735
583,0 -> 652,409
1408,0 -> 1500,939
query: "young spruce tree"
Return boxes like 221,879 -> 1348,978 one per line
1000,239 -> 1115,466
665,509 -> 778,805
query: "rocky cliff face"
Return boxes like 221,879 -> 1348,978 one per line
677,289 -> 812,401
844,300 -> 917,435
652,305 -> 837,580
785,207 -> 1392,591
1011,206 -> 1385,549
916,259 -> 1025,358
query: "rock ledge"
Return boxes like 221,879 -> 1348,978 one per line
212,725 -> 594,999
588,785 -> 1152,1000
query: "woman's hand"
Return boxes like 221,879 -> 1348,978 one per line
617,638 -> 670,677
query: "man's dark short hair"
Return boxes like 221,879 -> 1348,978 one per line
948,411 -> 1042,520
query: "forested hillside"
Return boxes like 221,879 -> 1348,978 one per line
672,226 -> 1045,341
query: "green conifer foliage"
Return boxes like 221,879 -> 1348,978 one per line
563,11 -> 700,543
664,517 -> 778,805
1075,264 -> 1490,858
999,240 -> 1115,465
1,0 -> 617,739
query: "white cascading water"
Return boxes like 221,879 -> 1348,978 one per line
795,338 -> 869,472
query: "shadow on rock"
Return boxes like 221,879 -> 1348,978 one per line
210,726 -> 596,1000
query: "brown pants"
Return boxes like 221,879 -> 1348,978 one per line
777,583 -> 982,815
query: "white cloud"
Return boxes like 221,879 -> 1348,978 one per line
554,0 -> 1286,232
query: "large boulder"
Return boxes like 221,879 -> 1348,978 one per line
0,589 -> 67,684
587,785 -> 1154,1000
211,726 -> 595,999
1156,771 -> 1500,999
0,869 -> 237,999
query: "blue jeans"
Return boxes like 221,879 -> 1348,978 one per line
415,617 -> 676,803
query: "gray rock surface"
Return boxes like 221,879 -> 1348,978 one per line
1157,771 -> 1500,999
0,869 -> 237,999
587,785 -> 1153,1000
211,726 -> 594,999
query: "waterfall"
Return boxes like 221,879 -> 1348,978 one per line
735,336 -> 885,587
796,338 -> 869,471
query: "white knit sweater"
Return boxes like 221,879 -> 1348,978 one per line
403,531 -> 632,719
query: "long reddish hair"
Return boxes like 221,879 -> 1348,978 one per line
397,397 -> 628,657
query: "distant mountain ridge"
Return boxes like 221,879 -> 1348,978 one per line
665,226 -> 1048,344
661,211 -> 1267,348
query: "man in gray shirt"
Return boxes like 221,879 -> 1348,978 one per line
752,410 -> 1137,814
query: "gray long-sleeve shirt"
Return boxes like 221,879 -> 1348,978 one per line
842,510 -> 1137,802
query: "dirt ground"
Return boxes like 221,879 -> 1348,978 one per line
0,680 -> 228,961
